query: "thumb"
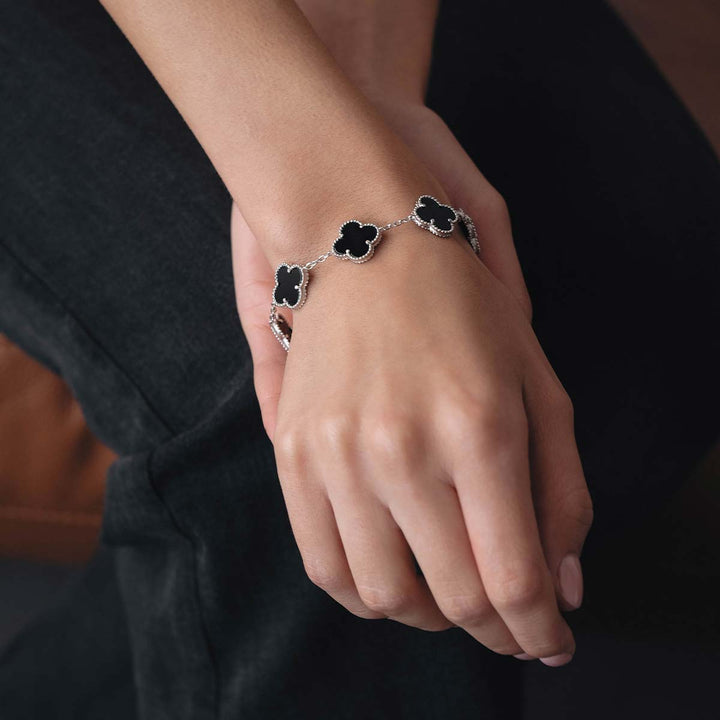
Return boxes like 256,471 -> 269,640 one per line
230,202 -> 287,442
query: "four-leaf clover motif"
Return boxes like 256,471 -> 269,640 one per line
273,263 -> 308,309
332,220 -> 381,263
412,195 -> 458,236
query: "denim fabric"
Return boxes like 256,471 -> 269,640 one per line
0,0 -> 718,718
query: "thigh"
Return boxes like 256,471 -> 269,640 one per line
0,2 -> 522,719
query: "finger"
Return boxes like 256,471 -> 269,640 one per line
524,368 -> 594,612
323,451 -> 452,631
230,202 -> 286,441
448,397 -> 576,664
273,431 -> 385,620
333,492 -> 453,631
388,475 -> 524,654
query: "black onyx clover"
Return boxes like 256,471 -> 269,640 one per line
273,263 -> 307,309
413,195 -> 458,236
332,220 -> 380,263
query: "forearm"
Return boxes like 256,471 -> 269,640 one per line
99,0 -> 439,264
295,0 -> 439,105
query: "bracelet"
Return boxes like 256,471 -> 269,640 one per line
269,195 -> 480,351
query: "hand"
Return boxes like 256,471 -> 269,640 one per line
232,195 -> 593,665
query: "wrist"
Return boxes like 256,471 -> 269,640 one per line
299,219 -> 475,312
269,193 -> 482,349
256,165 -> 446,268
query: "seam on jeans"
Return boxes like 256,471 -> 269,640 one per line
143,447 -> 220,720
0,240 -> 177,438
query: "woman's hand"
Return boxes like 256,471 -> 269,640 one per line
232,196 -> 593,665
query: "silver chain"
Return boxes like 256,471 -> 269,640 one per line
269,203 -> 481,352
302,250 -> 333,271
377,215 -> 413,233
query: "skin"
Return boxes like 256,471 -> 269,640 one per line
101,0 -> 593,665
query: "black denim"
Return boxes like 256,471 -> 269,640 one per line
1,1 -> 719,718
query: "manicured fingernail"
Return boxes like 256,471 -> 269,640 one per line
513,653 -> 534,660
540,653 -> 573,667
558,553 -> 583,609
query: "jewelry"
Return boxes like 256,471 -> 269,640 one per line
269,195 -> 480,351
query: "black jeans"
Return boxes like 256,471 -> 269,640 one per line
1,1 -> 719,718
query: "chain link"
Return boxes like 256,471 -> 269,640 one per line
302,250 -> 333,271
377,215 -> 413,233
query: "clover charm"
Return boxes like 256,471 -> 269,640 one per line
332,220 -> 381,263
269,308 -> 292,352
411,195 -> 458,237
273,263 -> 308,310
456,208 -> 481,257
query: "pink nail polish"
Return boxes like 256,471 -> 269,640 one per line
540,653 -> 573,667
513,653 -> 534,660
558,553 -> 583,609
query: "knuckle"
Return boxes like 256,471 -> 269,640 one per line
442,397 -> 524,455
487,565 -> 548,613
475,407 -> 525,455
303,559 -> 349,594
274,427 -> 306,470
484,189 -> 510,224
565,485 -> 595,531
357,585 -> 415,616
441,400 -> 485,439
349,606 -> 386,621
366,413 -> 421,465
439,593 -> 494,627
317,412 -> 356,454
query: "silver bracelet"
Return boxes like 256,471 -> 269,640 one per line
269,195 -> 480,351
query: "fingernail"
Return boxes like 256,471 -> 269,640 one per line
558,553 -> 583,609
513,653 -> 534,660
540,653 -> 573,667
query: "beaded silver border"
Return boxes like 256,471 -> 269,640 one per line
331,220 -> 382,264
272,263 -> 309,310
457,208 -> 481,257
269,306 -> 291,352
410,194 -> 458,238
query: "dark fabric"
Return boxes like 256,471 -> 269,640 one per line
0,0 -> 719,718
